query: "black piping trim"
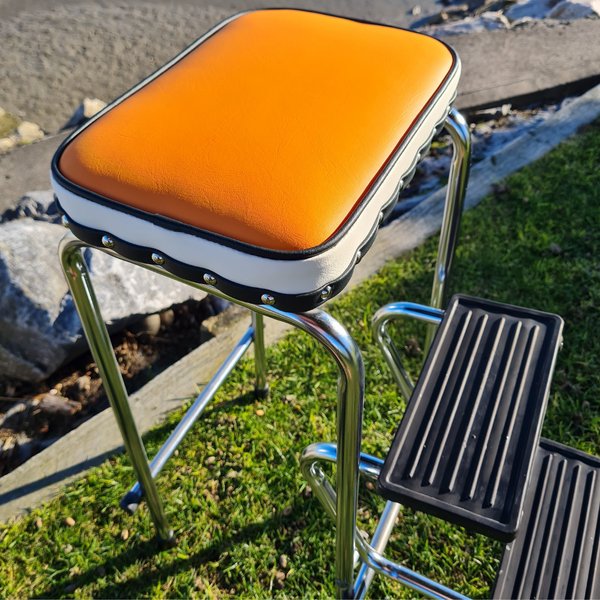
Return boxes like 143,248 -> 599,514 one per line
51,8 -> 459,262
57,198 -> 396,313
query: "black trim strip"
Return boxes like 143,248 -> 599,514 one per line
51,8 -> 459,262
58,198 -> 397,312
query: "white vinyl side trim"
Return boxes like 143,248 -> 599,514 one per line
52,68 -> 459,297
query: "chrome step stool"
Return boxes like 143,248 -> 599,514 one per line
51,8 -> 470,596
302,294 -> 600,598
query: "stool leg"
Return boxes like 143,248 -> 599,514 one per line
252,312 -> 269,398
426,108 -> 471,352
294,311 -> 365,599
59,243 -> 174,546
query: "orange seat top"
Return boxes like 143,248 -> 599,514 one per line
58,9 -> 454,251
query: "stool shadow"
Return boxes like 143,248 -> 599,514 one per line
33,506 -> 313,599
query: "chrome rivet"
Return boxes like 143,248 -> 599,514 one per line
101,235 -> 114,248
378,211 -> 384,225
355,250 -> 362,265
61,215 -> 70,229
320,286 -> 332,301
203,273 -> 216,286
151,253 -> 165,265
261,293 -> 275,306
398,178 -> 404,189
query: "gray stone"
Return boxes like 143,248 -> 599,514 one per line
0,218 -> 206,382
63,98 -> 106,129
504,0 -> 555,21
418,10 -> 510,37
547,0 -> 600,18
504,0 -> 600,19
1,190 -> 60,224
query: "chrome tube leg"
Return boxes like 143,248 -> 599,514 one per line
59,243 -> 174,545
252,311 -> 269,398
354,501 -> 402,599
293,312 -> 365,599
426,108 -> 471,352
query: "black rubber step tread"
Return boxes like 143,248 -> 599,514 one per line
493,438 -> 600,600
377,294 -> 563,542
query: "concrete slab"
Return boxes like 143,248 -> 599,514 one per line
452,18 -> 600,111
0,131 -> 70,214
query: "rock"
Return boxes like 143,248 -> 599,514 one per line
549,243 -> 563,255
0,137 -> 15,154
0,218 -> 206,382
0,109 -> 20,139
283,506 -> 292,516
504,0 -> 555,20
279,554 -> 288,569
14,122 -> 44,144
547,0 -> 600,18
64,98 -> 107,129
0,402 -> 29,428
1,191 -> 61,225
505,0 -> 600,19
159,309 -> 175,327
419,10 -> 510,37
76,375 -> 91,391
412,5 -> 422,15
38,394 -> 81,416
0,121 -> 43,155
64,516 -> 75,527
35,517 -> 43,529
205,456 -> 216,465
225,470 -> 238,479
128,313 -> 161,336
256,409 -> 265,417
120,529 -> 129,540
64,583 -> 77,593
274,571 -> 286,589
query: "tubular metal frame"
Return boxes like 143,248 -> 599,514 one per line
299,110 -> 471,598
425,109 -> 471,352
59,233 -> 364,594
57,108 -> 470,598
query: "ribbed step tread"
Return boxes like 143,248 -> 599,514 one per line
378,294 -> 563,542
493,438 -> 600,600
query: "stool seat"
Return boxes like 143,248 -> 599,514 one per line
52,9 -> 459,311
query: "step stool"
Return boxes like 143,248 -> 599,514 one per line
50,8 -> 471,596
299,294 -> 600,599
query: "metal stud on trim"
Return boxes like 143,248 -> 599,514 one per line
101,235 -> 114,248
320,286 -> 332,301
261,293 -> 275,306
355,250 -> 362,264
151,253 -> 165,265
61,215 -> 70,229
203,273 -> 216,285
378,211 -> 384,225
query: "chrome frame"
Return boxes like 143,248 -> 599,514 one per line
299,110 -> 472,598
57,107 -> 470,596
59,233 -> 364,593
426,109 -> 471,352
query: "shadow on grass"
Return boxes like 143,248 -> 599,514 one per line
34,505 -> 313,599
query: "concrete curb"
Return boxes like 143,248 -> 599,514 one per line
2,82 -> 600,524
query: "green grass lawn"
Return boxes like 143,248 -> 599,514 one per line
1,119 -> 600,599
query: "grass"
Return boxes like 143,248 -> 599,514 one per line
1,119 -> 600,599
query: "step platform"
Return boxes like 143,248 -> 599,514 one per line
377,294 -> 563,542
493,438 -> 600,600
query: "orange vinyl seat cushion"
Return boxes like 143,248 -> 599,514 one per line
58,9 -> 454,252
